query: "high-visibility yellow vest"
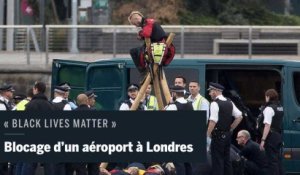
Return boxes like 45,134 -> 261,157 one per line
146,95 -> 158,110
16,99 -> 29,111
193,95 -> 205,110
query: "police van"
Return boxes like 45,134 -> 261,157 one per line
52,58 -> 300,173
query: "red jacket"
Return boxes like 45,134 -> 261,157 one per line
138,18 -> 167,42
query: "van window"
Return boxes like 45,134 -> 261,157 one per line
293,72 -> 300,105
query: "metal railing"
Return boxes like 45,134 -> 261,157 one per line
0,25 -> 300,65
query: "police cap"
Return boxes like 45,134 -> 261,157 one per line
0,84 -> 15,92
127,83 -> 139,91
59,82 -> 71,90
170,85 -> 185,93
84,90 -> 98,98
13,94 -> 27,101
54,86 -> 69,93
207,82 -> 225,92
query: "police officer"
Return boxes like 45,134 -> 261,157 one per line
165,85 -> 193,111
0,84 -> 14,175
52,85 -> 71,175
165,85 -> 193,175
258,89 -> 284,175
206,82 -> 243,175
119,83 -> 147,110
0,84 -> 15,111
14,89 -> 33,111
84,90 -> 98,110
59,82 -> 77,110
52,86 -> 72,111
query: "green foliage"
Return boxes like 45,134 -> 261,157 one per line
182,0 -> 300,25
179,11 -> 220,25
27,0 -> 300,25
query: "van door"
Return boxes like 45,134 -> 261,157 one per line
52,60 -> 88,100
285,66 -> 300,172
86,61 -> 127,110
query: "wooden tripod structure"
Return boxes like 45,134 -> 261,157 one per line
99,34 -> 176,170
130,33 -> 175,110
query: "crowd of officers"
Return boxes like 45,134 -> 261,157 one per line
118,75 -> 284,175
0,75 -> 284,175
0,81 -> 99,175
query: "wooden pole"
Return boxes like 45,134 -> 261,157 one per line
130,71 -> 152,110
159,33 -> 175,105
160,70 -> 171,105
153,65 -> 165,110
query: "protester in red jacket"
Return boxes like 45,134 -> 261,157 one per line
128,11 -> 175,74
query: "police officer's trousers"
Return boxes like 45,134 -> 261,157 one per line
210,131 -> 232,175
265,131 -> 284,175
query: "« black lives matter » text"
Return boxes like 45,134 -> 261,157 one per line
5,118 -> 116,129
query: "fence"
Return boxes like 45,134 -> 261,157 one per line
0,25 -> 300,64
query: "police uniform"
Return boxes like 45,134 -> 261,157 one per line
13,94 -> 26,104
85,90 -> 98,110
165,86 -> 193,175
165,86 -> 193,111
52,86 -> 72,111
59,82 -> 78,110
207,82 -> 242,175
0,84 -> 15,111
119,84 -> 147,111
0,85 -> 14,175
15,98 -> 30,111
258,101 -> 284,175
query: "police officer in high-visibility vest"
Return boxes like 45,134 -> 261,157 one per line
187,81 -> 210,122
206,82 -> 243,175
257,89 -> 284,175
145,84 -> 158,110
14,89 -> 33,111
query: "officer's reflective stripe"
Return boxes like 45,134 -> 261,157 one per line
147,96 -> 157,110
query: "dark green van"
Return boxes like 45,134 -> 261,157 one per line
52,58 -> 300,173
